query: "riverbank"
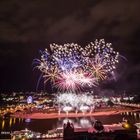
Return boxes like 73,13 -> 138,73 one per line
11,108 -> 139,119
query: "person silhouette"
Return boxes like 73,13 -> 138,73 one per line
63,121 -> 74,140
63,123 -> 66,138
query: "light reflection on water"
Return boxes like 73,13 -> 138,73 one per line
1,111 -> 140,133
1,118 -> 24,130
57,117 -> 95,128
2,119 -> 5,130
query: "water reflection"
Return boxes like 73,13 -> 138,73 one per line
57,117 -> 95,129
80,118 -> 93,128
2,120 -> 5,130
1,111 -> 140,133
9,118 -> 12,127
25,118 -> 31,123
133,112 -> 137,119
126,112 -> 129,115
120,111 -> 140,122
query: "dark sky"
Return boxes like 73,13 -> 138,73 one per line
0,0 -> 140,93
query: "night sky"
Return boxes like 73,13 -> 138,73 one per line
0,0 -> 140,93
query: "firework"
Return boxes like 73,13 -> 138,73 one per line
43,67 -> 59,83
79,105 -> 89,112
88,54 -> 107,80
55,70 -> 97,92
56,93 -> 95,112
34,39 -> 119,92
84,39 -> 119,73
55,70 -> 81,92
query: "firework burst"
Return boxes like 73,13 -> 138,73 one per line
33,39 -> 119,92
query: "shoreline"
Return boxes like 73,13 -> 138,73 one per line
11,109 -> 139,120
